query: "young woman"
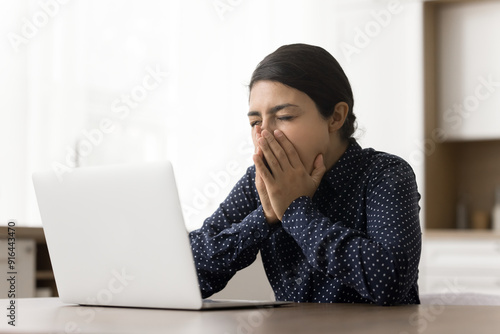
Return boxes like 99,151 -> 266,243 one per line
189,44 -> 421,305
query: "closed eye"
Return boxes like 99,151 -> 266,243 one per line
249,115 -> 294,127
277,116 -> 294,121
250,120 -> 261,127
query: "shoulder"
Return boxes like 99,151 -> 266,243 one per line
246,164 -> 256,178
216,164 -> 260,212
357,145 -> 416,186
343,138 -> 409,172
239,165 -> 256,187
340,139 -> 412,173
322,140 -> 415,189
366,149 -> 412,171
227,164 -> 257,197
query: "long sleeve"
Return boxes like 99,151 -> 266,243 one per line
189,166 -> 274,298
279,156 -> 422,305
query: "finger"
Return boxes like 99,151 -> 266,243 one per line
255,142 -> 274,175
257,135 -> 283,175
260,130 -> 290,172
273,129 -> 303,169
254,126 -> 262,154
253,153 -> 274,184
255,125 -> 262,135
255,143 -> 261,156
311,154 -> 327,186
254,170 -> 266,195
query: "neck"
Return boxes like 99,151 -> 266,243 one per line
324,138 -> 350,171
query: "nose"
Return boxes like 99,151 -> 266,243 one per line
260,119 -> 276,136
254,124 -> 275,143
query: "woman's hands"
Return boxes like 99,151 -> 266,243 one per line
253,129 -> 326,223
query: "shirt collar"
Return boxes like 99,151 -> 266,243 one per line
320,138 -> 364,192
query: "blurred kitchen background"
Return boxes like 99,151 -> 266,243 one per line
1,0 -> 500,299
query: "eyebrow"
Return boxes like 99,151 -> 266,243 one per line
247,103 -> 299,117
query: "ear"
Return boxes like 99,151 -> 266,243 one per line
328,102 -> 349,133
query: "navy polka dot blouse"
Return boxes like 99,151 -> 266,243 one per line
189,139 -> 422,305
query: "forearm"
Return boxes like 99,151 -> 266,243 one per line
189,205 -> 271,297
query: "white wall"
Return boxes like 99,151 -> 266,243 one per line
1,0 -> 424,230
0,2 -> 26,225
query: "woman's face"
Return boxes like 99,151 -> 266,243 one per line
248,80 -> 332,173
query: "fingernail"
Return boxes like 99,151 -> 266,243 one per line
274,129 -> 283,137
262,130 -> 271,139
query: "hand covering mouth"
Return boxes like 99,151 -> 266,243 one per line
263,156 -> 273,175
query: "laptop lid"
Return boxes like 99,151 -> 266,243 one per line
33,161 -> 205,309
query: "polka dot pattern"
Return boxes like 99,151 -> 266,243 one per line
189,139 -> 422,305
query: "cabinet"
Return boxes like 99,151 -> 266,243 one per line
436,1 -> 500,141
0,227 -> 56,297
420,231 -> 500,295
0,239 -> 35,297
420,0 -> 500,296
424,0 -> 500,231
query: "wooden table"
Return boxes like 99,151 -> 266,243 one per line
1,297 -> 499,333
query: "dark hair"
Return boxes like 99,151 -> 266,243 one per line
249,44 -> 356,140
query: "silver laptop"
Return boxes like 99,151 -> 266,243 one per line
32,161 -> 289,310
